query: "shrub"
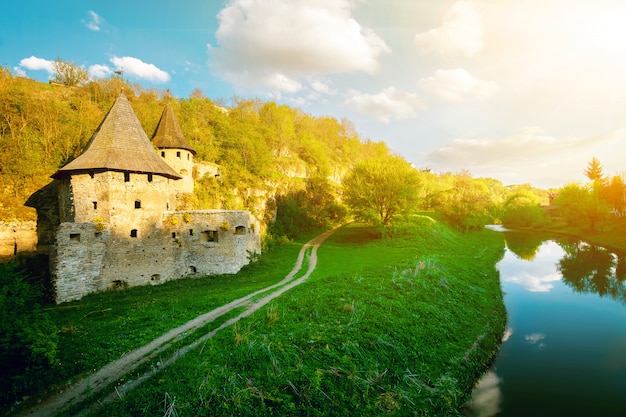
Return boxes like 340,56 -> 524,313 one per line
0,262 -> 58,407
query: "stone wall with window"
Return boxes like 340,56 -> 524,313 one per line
50,209 -> 261,303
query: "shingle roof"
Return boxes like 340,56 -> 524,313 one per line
151,102 -> 196,155
51,93 -> 182,180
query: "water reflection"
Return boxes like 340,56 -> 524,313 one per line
498,240 -> 563,292
556,239 -> 626,304
524,333 -> 546,350
465,232 -> 626,417
463,371 -> 502,417
502,230 -> 551,261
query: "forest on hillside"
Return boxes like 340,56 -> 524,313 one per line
5,64 -> 624,239
0,66 -> 387,223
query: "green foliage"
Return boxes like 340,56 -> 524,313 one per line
501,189 -> 552,228
52,58 -> 89,87
270,177 -> 347,238
342,155 -> 423,227
434,174 -> 502,231
600,175 -> 626,216
0,67 -> 387,224
0,261 -> 58,407
502,204 -> 552,228
554,183 -> 609,231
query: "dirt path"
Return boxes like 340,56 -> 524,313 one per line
21,226 -> 341,417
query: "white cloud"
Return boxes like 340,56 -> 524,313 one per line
12,67 -> 27,77
345,87 -> 427,124
414,1 -> 483,56
263,73 -> 302,94
419,68 -> 498,102
506,271 -> 562,292
210,0 -> 390,93
109,56 -> 170,83
17,56 -> 55,74
89,64 -> 113,79
84,10 -> 104,31
310,79 -> 336,96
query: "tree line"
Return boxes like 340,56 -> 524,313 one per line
6,61 -> 616,239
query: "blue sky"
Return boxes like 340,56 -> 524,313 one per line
4,0 -> 626,188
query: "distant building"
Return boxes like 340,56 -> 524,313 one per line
27,93 -> 260,303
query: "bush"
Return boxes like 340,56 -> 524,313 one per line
0,261 -> 58,407
501,205 -> 552,228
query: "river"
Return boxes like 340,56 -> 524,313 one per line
463,229 -> 626,417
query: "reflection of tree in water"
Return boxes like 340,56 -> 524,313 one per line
557,239 -> 626,304
503,231 -> 550,261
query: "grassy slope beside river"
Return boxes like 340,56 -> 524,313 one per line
78,215 -> 506,416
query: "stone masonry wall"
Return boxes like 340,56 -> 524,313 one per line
160,149 -> 195,194
51,210 -> 261,303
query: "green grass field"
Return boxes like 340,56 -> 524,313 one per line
25,237 -> 308,407
57,216 -> 506,416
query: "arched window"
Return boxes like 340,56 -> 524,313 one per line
130,229 -> 138,238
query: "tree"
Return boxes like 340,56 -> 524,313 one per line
434,174 -> 500,231
554,183 -> 608,230
52,58 -> 89,87
584,157 -> 606,186
501,189 -> 551,228
342,155 -> 422,227
600,175 -> 626,216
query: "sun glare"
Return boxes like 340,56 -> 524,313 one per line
574,6 -> 626,58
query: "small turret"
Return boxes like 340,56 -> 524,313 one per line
152,102 -> 196,193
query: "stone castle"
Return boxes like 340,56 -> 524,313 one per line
27,93 -> 261,303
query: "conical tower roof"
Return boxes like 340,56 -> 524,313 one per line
152,102 -> 196,155
52,93 -> 182,180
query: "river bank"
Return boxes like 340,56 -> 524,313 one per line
6,216 -> 507,416
78,216 -> 507,416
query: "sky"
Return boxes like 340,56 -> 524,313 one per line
3,0 -> 626,188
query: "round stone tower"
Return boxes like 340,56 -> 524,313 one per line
152,102 -> 197,194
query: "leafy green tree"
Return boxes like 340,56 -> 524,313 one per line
434,173 -> 500,231
554,183 -> 608,230
342,155 -> 422,227
501,189 -> 551,228
600,175 -> 626,216
52,58 -> 89,87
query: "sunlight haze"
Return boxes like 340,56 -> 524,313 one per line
3,0 -> 626,188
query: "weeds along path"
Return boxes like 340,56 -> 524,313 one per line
21,226 -> 342,417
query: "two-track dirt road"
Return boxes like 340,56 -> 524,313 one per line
21,226 -> 341,417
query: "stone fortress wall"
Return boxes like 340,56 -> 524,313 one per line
52,209 -> 260,303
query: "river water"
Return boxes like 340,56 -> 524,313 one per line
464,229 -> 626,417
